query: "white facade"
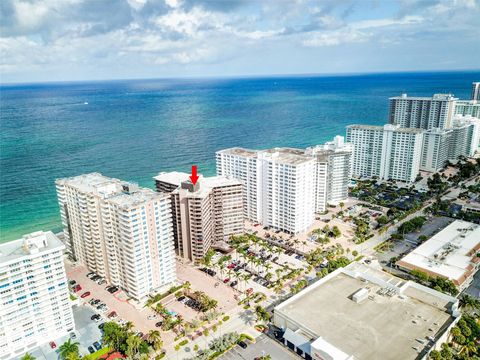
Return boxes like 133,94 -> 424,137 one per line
388,93 -> 457,130
56,173 -> 176,303
258,149 -> 315,234
421,128 -> 452,172
346,124 -> 424,182
455,100 -> 480,118
471,82 -> 480,101
397,220 -> 480,291
450,115 -> 480,158
305,136 -> 353,211
0,231 -> 75,360
217,147 -> 316,233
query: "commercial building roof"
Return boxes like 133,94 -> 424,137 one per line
0,231 -> 64,265
274,262 -> 459,360
397,220 -> 480,286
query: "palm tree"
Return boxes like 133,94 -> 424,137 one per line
183,281 -> 191,295
21,353 -> 35,360
123,321 -> 135,333
59,339 -> 80,359
126,334 -> 142,357
65,353 -> 81,360
147,330 -> 163,352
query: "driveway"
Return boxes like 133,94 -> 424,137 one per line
219,334 -> 299,360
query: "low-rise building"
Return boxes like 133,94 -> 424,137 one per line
397,220 -> 480,291
273,262 -> 460,360
154,172 -> 244,261
0,231 -> 75,360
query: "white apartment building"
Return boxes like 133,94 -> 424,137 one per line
450,115 -> 480,157
421,128 -> 452,172
0,231 -> 75,360
389,93 -> 458,130
455,100 -> 480,118
347,124 -> 424,183
56,173 -> 176,303
217,147 -> 316,234
154,172 -> 244,261
472,82 -> 480,101
305,136 -> 353,211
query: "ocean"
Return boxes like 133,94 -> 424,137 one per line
1,71 -> 479,243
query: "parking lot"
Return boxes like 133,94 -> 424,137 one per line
377,216 -> 453,265
65,259 -> 158,333
219,334 -> 299,360
20,306 -> 103,360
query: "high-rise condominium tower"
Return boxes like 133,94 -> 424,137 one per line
346,124 -> 424,183
388,93 -> 457,130
217,147 -> 316,233
305,136 -> 353,212
472,82 -> 480,101
56,173 -> 176,303
0,231 -> 75,359
154,172 -> 243,261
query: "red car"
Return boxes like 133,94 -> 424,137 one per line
108,311 -> 117,318
49,342 -> 56,349
73,285 -> 82,293
227,263 -> 235,269
223,278 -> 230,283
80,291 -> 91,298
246,288 -> 253,295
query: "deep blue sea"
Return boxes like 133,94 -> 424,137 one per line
1,71 -> 479,242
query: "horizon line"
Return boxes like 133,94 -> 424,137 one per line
1,68 -> 480,87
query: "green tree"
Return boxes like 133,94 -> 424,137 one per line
147,330 -> 163,352
126,335 -> 142,357
20,353 -> 36,360
59,339 -> 80,359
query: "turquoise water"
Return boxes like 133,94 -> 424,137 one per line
1,71 -> 479,242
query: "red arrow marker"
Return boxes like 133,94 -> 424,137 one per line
190,165 -> 199,185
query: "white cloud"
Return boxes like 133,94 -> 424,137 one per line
0,0 -> 478,82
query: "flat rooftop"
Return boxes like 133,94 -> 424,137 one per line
216,147 -> 258,158
397,220 -> 480,284
275,263 -> 457,360
259,148 -> 314,165
56,172 -> 122,194
0,231 -> 64,265
107,188 -> 169,208
347,124 -> 424,134
390,93 -> 457,101
154,171 -> 190,187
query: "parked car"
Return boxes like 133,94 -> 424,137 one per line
88,346 -> 95,354
92,299 -> 101,305
108,311 -> 117,319
223,278 -> 230,283
86,272 -> 95,278
237,341 -> 248,349
70,332 -> 77,340
81,291 -> 91,298
69,280 -> 76,286
97,279 -> 107,285
98,323 -> 105,330
155,321 -> 163,328
177,296 -> 186,302
73,285 -> 82,292
230,281 -> 238,287
107,286 -> 118,294
49,342 -> 56,349
93,342 -> 102,351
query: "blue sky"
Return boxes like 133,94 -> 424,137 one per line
1,0 -> 479,83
